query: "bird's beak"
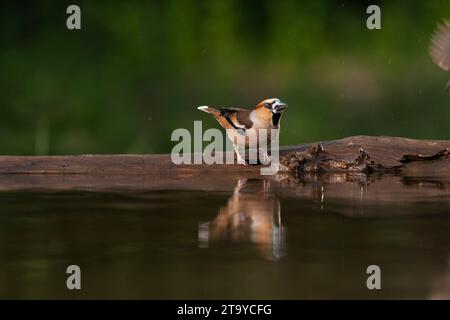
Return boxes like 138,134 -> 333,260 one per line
272,101 -> 288,113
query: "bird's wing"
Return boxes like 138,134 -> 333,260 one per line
220,108 -> 253,130
430,20 -> 450,71
220,107 -> 246,113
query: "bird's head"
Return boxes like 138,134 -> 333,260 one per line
256,98 -> 288,114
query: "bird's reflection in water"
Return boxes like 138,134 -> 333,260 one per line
198,179 -> 286,261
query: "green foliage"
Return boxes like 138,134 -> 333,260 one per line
0,0 -> 449,155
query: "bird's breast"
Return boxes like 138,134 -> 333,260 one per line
226,127 -> 280,148
225,110 -> 281,148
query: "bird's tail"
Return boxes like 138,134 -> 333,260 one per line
198,105 -> 233,130
197,105 -> 221,118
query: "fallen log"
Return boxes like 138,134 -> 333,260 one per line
280,135 -> 450,174
0,135 -> 448,192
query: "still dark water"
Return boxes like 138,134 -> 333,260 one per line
1,174 -> 450,299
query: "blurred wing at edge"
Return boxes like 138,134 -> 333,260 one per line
430,20 -> 450,71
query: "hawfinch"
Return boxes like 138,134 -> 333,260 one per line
430,20 -> 450,93
198,98 -> 288,165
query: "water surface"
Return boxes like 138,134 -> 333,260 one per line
1,173 -> 450,299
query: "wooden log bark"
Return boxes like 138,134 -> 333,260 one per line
0,135 -> 448,192
280,135 -> 450,173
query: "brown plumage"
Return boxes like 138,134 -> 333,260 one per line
198,98 -> 288,165
429,20 -> 450,93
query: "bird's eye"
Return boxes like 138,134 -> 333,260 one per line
264,103 -> 270,108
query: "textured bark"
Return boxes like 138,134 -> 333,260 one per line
0,135 -> 448,192
280,135 -> 450,174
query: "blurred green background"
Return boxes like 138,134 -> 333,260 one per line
1,0 -> 449,155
